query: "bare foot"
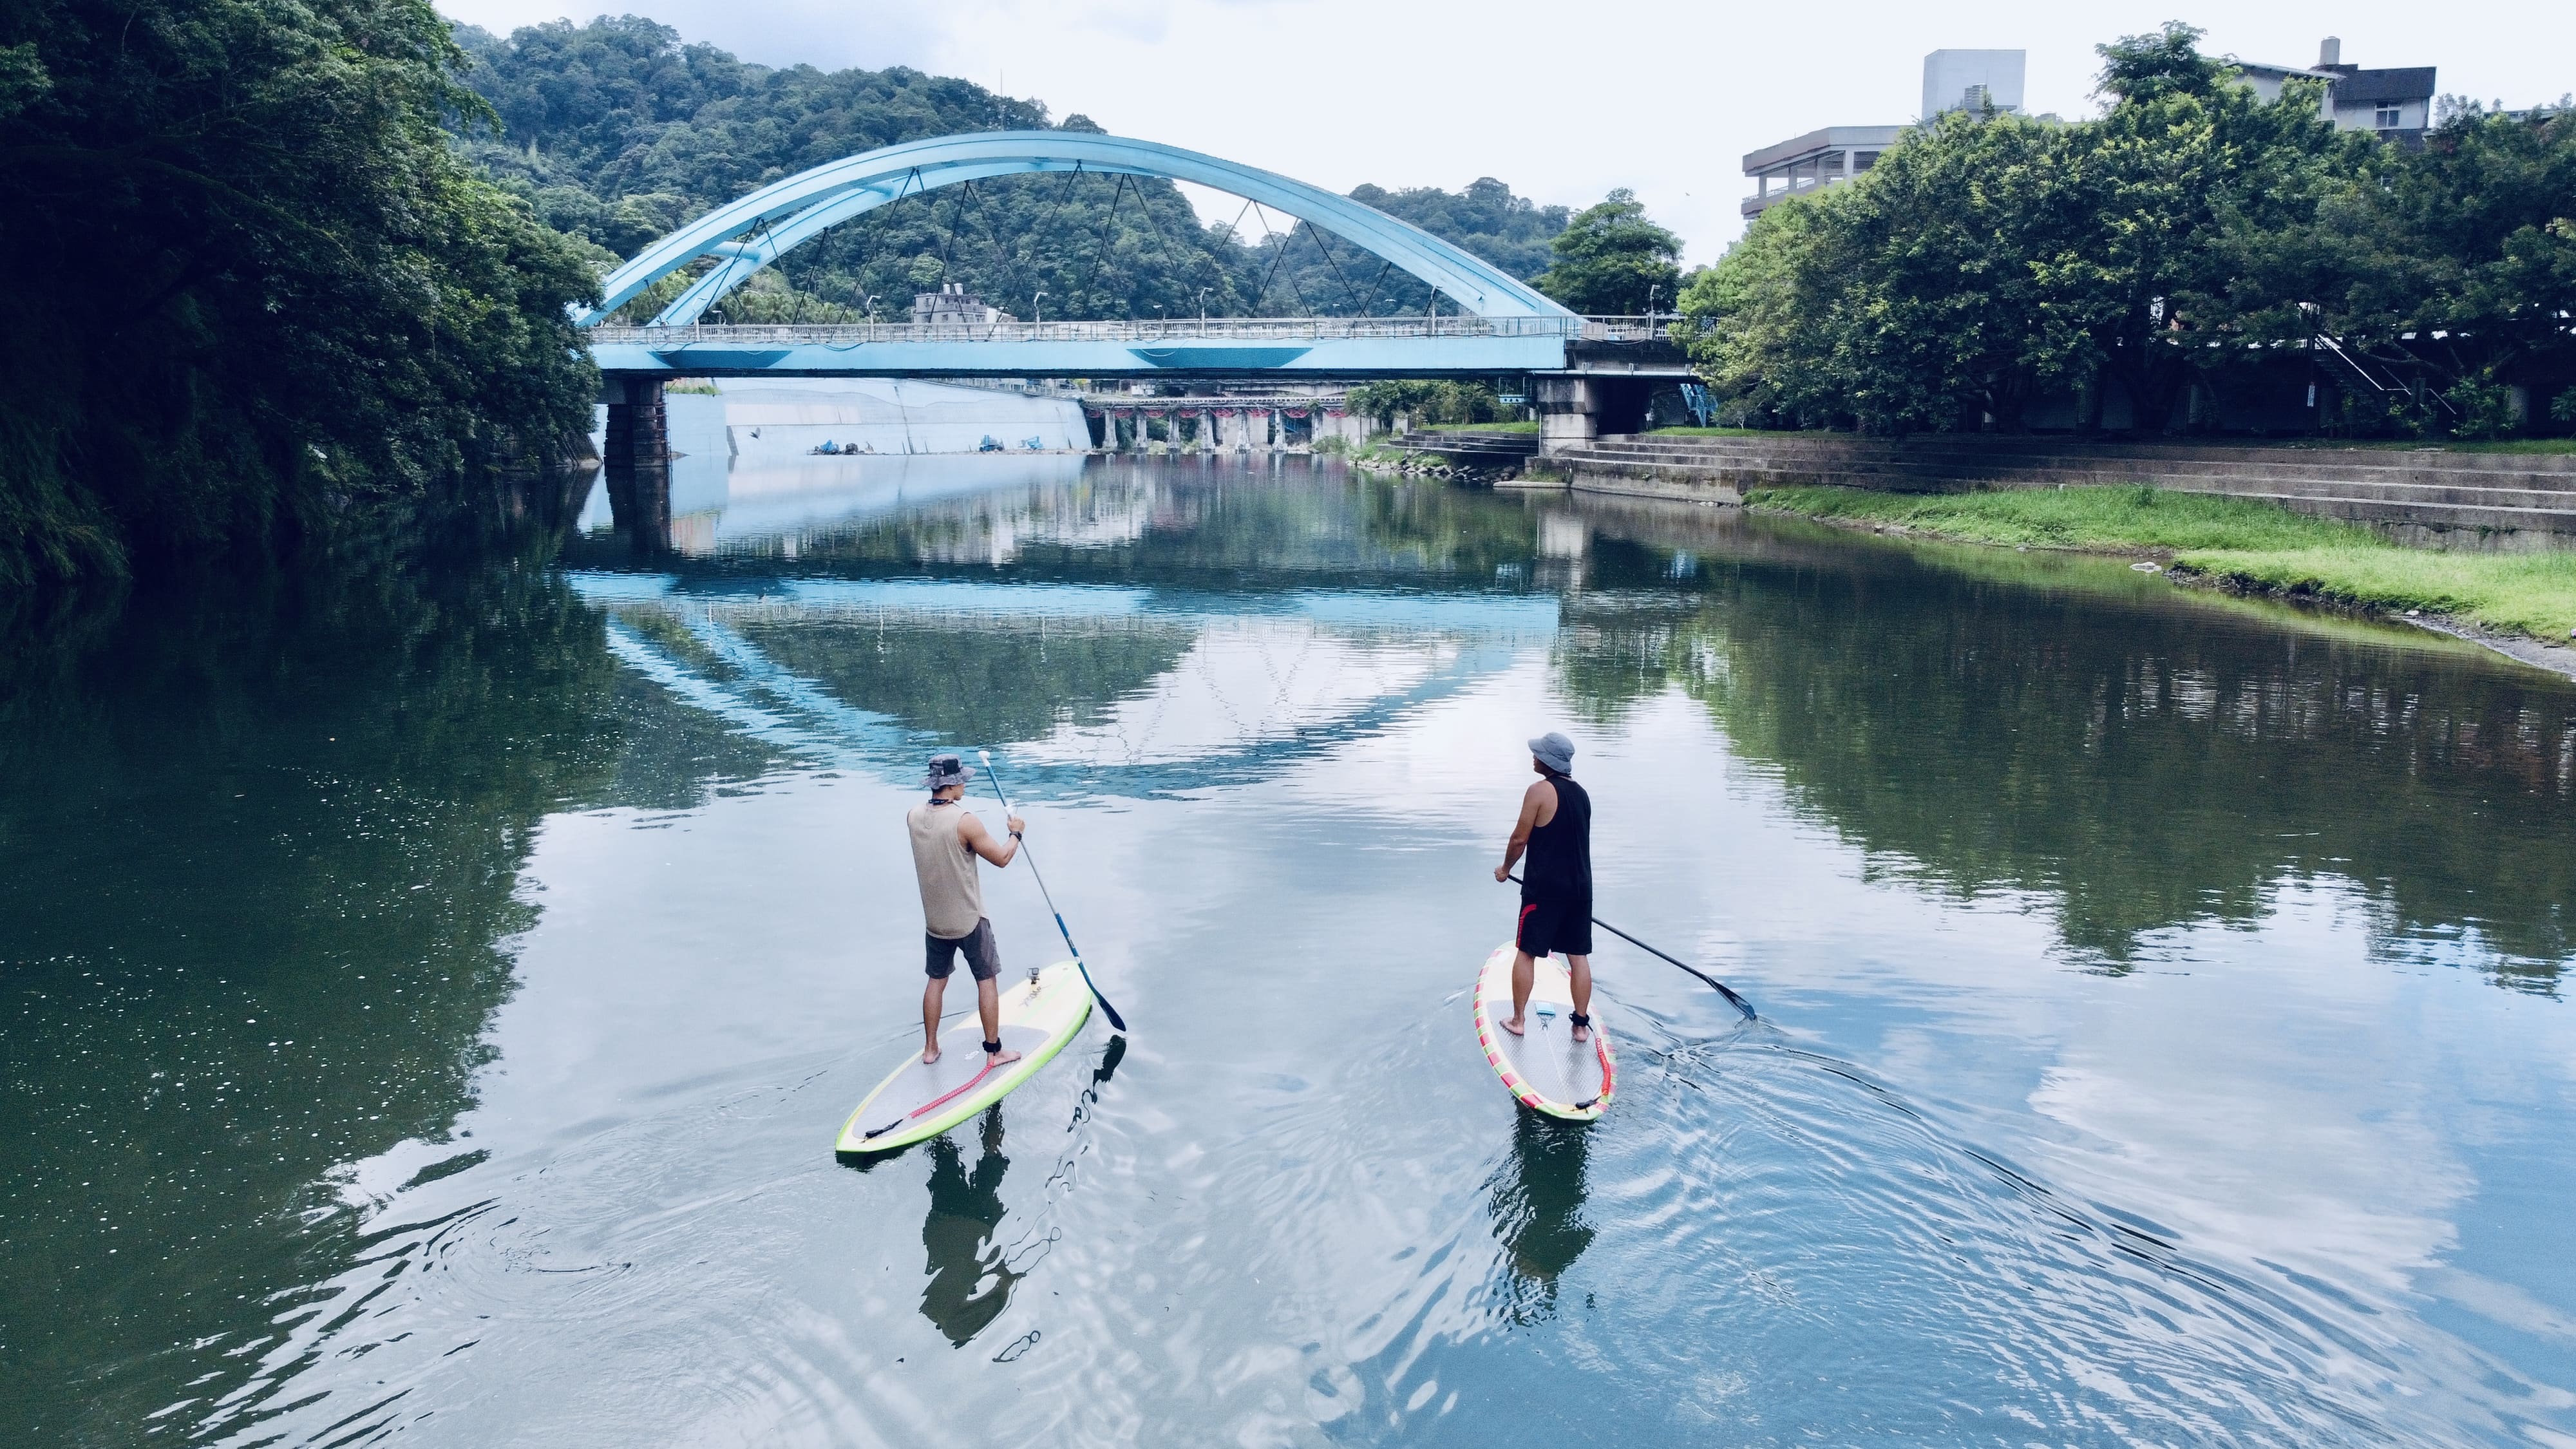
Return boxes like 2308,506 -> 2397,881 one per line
1571,1021 -> 1590,1043
985,1048 -> 1022,1068
1499,1015 -> 1526,1036
922,1043 -> 943,1065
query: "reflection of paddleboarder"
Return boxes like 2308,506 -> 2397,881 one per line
920,1108 -> 1018,1345
1488,1110 -> 1596,1321
1494,732 -> 1593,1041
908,753 -> 1025,1068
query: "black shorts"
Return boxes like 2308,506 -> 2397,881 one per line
1516,896 -> 1593,958
925,918 -> 1001,982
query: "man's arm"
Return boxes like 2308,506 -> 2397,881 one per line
958,811 -> 1026,867
1493,781 -> 1549,882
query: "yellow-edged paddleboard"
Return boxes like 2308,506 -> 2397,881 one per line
1472,942 -> 1615,1121
835,960 -> 1092,1155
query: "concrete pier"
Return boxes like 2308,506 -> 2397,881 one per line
601,377 -> 670,469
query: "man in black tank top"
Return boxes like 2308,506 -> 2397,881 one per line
1495,731 -> 1594,1041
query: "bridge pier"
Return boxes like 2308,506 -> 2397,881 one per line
601,377 -> 670,469
1535,376 -> 1651,456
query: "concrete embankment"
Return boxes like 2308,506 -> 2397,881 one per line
1511,433 -> 2576,549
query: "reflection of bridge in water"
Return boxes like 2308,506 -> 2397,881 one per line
571,569 -> 1558,800
578,131 -> 1689,478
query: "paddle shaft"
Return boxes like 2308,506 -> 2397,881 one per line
978,752 -> 1128,1032
1506,873 -> 1757,1022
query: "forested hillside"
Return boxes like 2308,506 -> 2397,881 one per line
451,16 -> 1573,321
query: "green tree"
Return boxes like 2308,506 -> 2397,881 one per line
0,0 -> 600,591
2285,104 -> 2576,435
1535,189 -> 1685,314
1681,23 -> 2360,435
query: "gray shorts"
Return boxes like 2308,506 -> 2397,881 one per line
925,918 -> 1001,982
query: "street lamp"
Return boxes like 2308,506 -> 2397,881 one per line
1197,287 -> 1209,325
1645,285 -> 1660,324
1033,290 -> 1046,324
862,293 -> 879,324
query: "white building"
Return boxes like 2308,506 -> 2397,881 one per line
1743,50 -> 2024,218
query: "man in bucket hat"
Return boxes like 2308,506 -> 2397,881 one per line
1493,731 -> 1594,1040
908,753 -> 1026,1067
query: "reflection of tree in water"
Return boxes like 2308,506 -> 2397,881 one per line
1549,506 -> 2576,984
920,1108 -> 1022,1346
0,541 -> 627,1441
1484,1111 -> 1595,1324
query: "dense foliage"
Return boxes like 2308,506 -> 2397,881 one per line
1683,23 -> 2576,438
0,0 -> 601,591
453,17 -> 1573,321
1534,189 -> 1685,315
1345,381 -> 1508,428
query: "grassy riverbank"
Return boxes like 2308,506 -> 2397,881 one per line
1747,484 -> 2576,642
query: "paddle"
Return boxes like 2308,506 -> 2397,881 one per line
1505,873 -> 1758,1022
978,750 -> 1128,1032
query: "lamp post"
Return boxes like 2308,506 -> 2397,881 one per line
1032,290 -> 1046,325
862,293 -> 879,325
1646,284 -> 1660,325
1197,287 -> 1209,327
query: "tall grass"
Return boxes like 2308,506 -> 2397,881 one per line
1747,484 -> 2576,642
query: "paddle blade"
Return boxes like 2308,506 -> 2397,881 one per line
1080,965 -> 1128,1032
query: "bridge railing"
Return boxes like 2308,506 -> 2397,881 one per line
587,316 -> 1706,346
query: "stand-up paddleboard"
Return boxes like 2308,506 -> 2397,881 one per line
1472,942 -> 1615,1121
836,961 -> 1092,1155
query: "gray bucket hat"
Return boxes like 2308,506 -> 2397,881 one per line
1528,732 -> 1575,775
923,753 -> 972,790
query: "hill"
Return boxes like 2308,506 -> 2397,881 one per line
450,17 -> 1569,320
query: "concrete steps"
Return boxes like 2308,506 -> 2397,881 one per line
1539,435 -> 2576,541
1400,430 -> 1543,462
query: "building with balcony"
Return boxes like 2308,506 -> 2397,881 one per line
1743,50 -> 2023,219
1741,128 -> 1905,219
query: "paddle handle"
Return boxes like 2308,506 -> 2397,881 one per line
980,751 -> 1128,1032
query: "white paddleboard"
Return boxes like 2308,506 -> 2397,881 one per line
1472,942 -> 1615,1121
835,961 -> 1092,1155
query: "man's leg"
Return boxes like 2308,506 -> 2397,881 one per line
1566,954 -> 1593,1041
974,975 -> 1020,1067
1503,949 -> 1536,1036
971,922 -> 1021,1068
921,975 -> 948,1064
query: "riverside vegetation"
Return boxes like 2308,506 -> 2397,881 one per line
1749,484 -> 2576,643
1681,24 -> 2576,442
1669,22 -> 2576,647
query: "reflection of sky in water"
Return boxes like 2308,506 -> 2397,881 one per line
120,462 -> 2576,1446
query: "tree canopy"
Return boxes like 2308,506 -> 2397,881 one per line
0,0 -> 600,591
1681,23 -> 2576,438
1535,190 -> 1685,315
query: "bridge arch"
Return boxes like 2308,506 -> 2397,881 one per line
576,131 -> 1572,328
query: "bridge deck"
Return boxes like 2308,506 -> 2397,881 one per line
586,317 -> 1694,380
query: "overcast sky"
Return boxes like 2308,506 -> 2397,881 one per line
435,0 -> 2575,266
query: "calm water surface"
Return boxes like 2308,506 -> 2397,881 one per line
6,457 -> 2574,1446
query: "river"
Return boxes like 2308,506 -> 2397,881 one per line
5,456 -> 2572,1445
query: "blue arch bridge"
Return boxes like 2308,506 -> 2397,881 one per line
580,131 -> 1690,468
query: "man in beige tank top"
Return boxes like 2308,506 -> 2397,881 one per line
908,754 -> 1025,1068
